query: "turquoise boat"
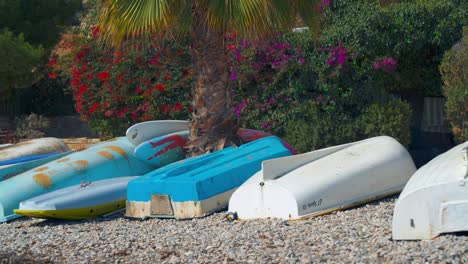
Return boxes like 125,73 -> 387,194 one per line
133,131 -> 189,167
126,136 -> 292,220
0,137 -> 156,222
0,152 -> 73,182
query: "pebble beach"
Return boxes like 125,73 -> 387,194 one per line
1,196 -> 467,264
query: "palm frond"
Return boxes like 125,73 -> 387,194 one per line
99,0 -> 321,44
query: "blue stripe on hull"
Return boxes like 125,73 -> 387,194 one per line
0,153 -> 60,166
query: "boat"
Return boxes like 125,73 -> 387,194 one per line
14,176 -> 139,220
0,153 -> 61,167
0,144 -> 13,150
227,136 -> 416,220
0,138 -> 70,163
0,152 -> 73,181
237,129 -> 295,154
133,131 -> 189,167
0,137 -> 155,222
132,129 -> 295,167
126,136 -> 293,219
126,120 -> 189,146
392,141 -> 468,240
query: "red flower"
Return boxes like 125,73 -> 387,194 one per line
228,43 -> 237,51
88,102 -> 100,114
86,73 -> 94,80
48,72 -> 58,79
182,69 -> 189,75
47,59 -> 57,67
92,25 -> 100,39
155,84 -> 165,91
105,110 -> 113,117
149,55 -> 160,65
131,111 -> 138,121
70,78 -> 80,86
135,87 -> 142,93
98,71 -> 110,80
164,75 -> 171,80
78,84 -> 90,95
174,103 -> 183,112
178,50 -> 185,56
117,75 -> 124,82
75,51 -> 85,61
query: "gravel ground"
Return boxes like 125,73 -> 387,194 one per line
0,196 -> 467,264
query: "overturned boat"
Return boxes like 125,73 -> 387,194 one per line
133,131 -> 189,167
0,138 -> 70,163
392,141 -> 468,240
0,152 -> 72,182
228,136 -> 416,220
126,120 -> 189,146
126,137 -> 292,219
15,176 -> 138,220
0,136 -> 177,222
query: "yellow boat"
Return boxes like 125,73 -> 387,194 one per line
14,177 -> 137,220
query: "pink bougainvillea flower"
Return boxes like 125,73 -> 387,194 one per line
227,43 -> 237,51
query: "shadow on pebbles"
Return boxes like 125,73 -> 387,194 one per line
0,196 -> 467,263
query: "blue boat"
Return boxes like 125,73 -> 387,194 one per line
0,153 -> 61,167
125,136 -> 293,219
0,137 -> 155,222
133,131 -> 189,167
0,152 -> 73,183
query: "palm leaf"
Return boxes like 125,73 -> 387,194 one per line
99,0 -> 321,45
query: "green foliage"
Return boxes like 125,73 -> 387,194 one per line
360,97 -> 412,147
0,30 -> 44,93
0,0 -> 81,48
322,0 -> 467,96
284,107 -> 360,154
440,27 -> 468,144
284,97 -> 412,153
15,113 -> 50,139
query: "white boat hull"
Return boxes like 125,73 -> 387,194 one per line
0,138 -> 69,163
392,141 -> 468,240
228,136 -> 416,220
125,120 -> 189,146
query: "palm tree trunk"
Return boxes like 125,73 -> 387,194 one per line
186,4 -> 239,156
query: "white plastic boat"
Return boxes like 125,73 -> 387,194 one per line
126,120 -> 189,146
0,144 -> 13,150
15,176 -> 139,220
392,141 -> 468,240
0,138 -> 70,163
228,136 -> 416,220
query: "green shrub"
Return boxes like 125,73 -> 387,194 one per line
283,96 -> 412,153
15,113 -> 50,139
0,30 -> 44,93
322,0 -> 467,96
360,97 -> 412,147
440,27 -> 468,144
283,107 -> 360,153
